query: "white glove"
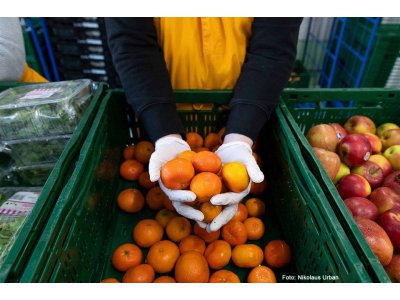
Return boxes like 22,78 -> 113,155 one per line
149,134 -> 204,222
205,140 -> 264,232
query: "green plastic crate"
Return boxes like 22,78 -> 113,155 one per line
280,88 -> 399,283
19,89 -> 377,283
362,24 -> 400,87
0,82 -> 106,282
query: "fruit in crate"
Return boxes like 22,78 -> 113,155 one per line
378,207 -> 400,250
369,154 -> 392,178
370,187 -> 400,215
344,116 -> 376,134
186,132 -> 204,149
333,163 -> 350,184
174,250 -> 210,283
376,123 -> 399,138
330,123 -> 348,142
344,197 -> 378,221
134,141 -> 155,164
355,217 -> 393,267
382,171 -> 400,195
338,134 -> 372,167
337,174 -> 371,199
384,146 -> 400,171
385,255 -> 400,283
306,124 -> 339,152
380,129 -> 400,151
312,147 -> 341,180
362,133 -> 382,154
351,161 -> 384,189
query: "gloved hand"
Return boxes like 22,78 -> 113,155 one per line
149,134 -> 204,222
204,137 -> 264,232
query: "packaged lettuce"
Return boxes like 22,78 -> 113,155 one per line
0,189 -> 41,265
0,134 -> 71,166
0,79 -> 94,140
0,163 -> 55,187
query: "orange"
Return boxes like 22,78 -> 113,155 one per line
117,189 -> 144,213
217,127 -> 226,144
244,217 -> 265,240
204,240 -> 232,270
166,217 -> 191,242
120,159 -> 144,181
162,196 -> 176,211
247,266 -> 277,283
250,180 -> 267,196
177,150 -> 196,162
175,251 -> 210,283
134,141 -> 154,164
161,158 -> 195,190
155,209 -> 178,228
209,270 -> 240,283
264,240 -> 292,268
179,235 -> 206,254
194,147 -> 210,153
186,132 -> 204,149
232,203 -> 248,222
245,198 -> 266,217
111,243 -> 143,272
190,172 -> 222,202
194,223 -> 220,244
139,171 -> 157,189
252,152 -> 262,167
192,151 -> 222,173
221,162 -> 249,193
232,244 -> 264,268
147,240 -> 180,273
212,145 -> 221,152
133,219 -> 164,248
153,276 -> 176,283
221,220 -> 248,246
123,145 -> 135,160
200,202 -> 222,223
204,133 -> 221,150
122,264 -> 155,283
100,278 -> 120,283
146,186 -> 167,210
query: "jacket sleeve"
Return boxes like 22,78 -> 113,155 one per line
105,17 -> 185,143
225,17 -> 303,142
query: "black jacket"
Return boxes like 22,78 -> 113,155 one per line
105,17 -> 302,143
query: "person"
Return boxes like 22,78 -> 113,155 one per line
0,17 -> 47,82
105,17 -> 302,232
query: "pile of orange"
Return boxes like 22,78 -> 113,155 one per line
101,131 -> 291,283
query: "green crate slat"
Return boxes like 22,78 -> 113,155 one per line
20,90 -> 375,283
0,82 -> 106,282
362,24 -> 400,87
280,87 -> 398,283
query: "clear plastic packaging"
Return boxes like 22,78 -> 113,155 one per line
0,187 -> 42,265
0,163 -> 55,187
0,79 -> 93,140
0,135 -> 71,166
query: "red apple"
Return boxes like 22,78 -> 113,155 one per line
351,161 -> 384,189
380,129 -> 400,151
377,123 -> 399,138
383,171 -> 400,195
337,174 -> 371,199
330,123 -> 348,142
385,254 -> 400,282
344,197 -> 378,221
344,115 -> 376,134
306,124 -> 339,152
370,187 -> 400,215
338,134 -> 372,167
333,163 -> 350,184
383,145 -> 400,171
378,207 -> 400,251
355,217 -> 393,267
312,147 -> 341,180
369,154 -> 392,178
362,133 -> 382,154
